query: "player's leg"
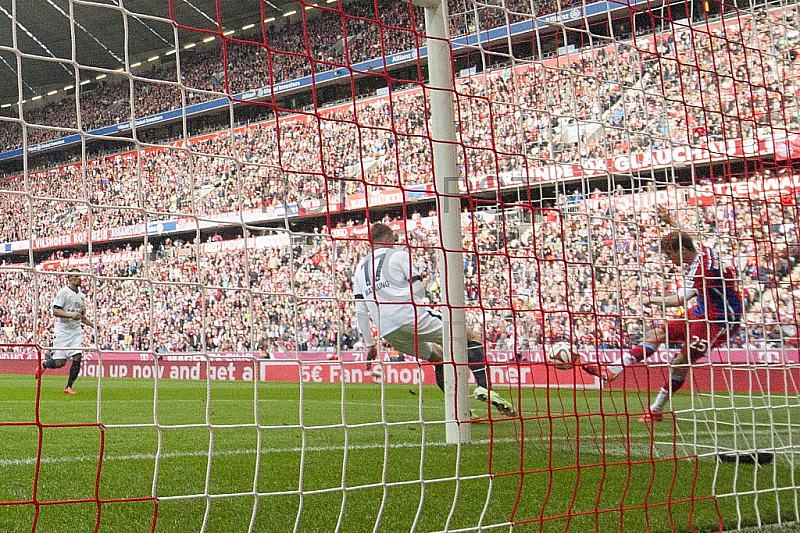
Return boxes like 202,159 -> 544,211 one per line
56,330 -> 84,394
583,326 -> 666,382
428,337 -> 516,417
638,320 -> 687,421
640,351 -> 688,423
384,326 -> 446,391
626,326 -> 667,368
37,348 -> 69,378
581,353 -> 626,382
627,332 -> 664,365
404,315 -> 516,416
640,320 -> 724,422
406,313 -> 447,392
465,328 -> 516,416
42,353 -> 69,369
64,353 -> 82,394
427,343 -> 446,393
465,329 -> 488,389
424,320 -> 492,395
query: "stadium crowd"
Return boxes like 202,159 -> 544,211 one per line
0,0 -> 586,150
0,5 -> 797,244
0,5 -> 798,358
0,1 -> 796,158
1,173 -> 798,358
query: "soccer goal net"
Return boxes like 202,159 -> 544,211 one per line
0,0 -> 799,531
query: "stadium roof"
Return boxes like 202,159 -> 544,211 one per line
0,0 -> 275,104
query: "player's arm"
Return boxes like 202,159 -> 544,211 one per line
642,293 -> 686,308
353,258 -> 379,364
53,306 -> 78,320
78,311 -> 93,328
642,285 -> 698,308
53,305 -> 93,327
354,296 -> 378,363
656,205 -> 695,236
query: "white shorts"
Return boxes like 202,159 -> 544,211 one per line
384,310 -> 442,360
52,329 -> 84,360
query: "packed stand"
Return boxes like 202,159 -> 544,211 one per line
0,0 -> 560,150
2,11 -> 799,244
1,170 -> 798,358
0,2 -> 795,164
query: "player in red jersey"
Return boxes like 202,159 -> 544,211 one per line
584,207 -> 743,422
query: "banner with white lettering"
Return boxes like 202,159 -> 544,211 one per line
2,349 -> 797,393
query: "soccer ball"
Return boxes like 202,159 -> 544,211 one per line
547,342 -> 579,370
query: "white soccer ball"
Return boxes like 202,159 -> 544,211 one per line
547,342 -> 578,370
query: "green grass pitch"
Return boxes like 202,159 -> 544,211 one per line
1,374 -> 797,533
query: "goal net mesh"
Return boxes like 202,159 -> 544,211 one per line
0,0 -> 799,530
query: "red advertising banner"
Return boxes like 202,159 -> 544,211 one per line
0,358 -> 594,388
2,349 -> 798,393
0,348 -> 796,365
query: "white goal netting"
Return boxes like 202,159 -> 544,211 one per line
0,0 -> 799,531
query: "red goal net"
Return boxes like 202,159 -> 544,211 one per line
0,0 -> 799,531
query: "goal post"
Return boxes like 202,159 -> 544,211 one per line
415,0 -> 472,443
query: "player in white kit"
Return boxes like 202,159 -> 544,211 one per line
35,269 -> 94,394
353,222 -> 516,417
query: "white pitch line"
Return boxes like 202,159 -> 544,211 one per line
0,439 -> 466,468
4,430 -> 786,469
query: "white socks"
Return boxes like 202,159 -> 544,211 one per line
605,351 -> 641,377
622,352 -> 639,367
651,388 -> 669,413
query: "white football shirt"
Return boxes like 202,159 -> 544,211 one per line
353,246 -> 426,337
52,285 -> 87,336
